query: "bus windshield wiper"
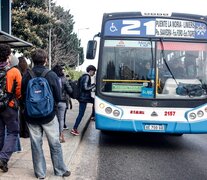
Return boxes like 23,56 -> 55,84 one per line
160,38 -> 178,85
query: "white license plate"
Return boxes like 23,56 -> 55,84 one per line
144,124 -> 165,131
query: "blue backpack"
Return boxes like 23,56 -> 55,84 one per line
26,69 -> 54,118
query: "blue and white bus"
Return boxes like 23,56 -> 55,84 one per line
86,12 -> 207,135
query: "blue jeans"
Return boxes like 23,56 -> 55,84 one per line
0,107 -> 19,161
73,102 -> 87,129
27,117 -> 68,178
15,135 -> 21,152
6,130 -> 21,152
57,102 -> 67,134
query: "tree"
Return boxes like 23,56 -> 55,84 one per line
11,0 -> 83,67
12,0 -> 51,56
51,5 -> 83,67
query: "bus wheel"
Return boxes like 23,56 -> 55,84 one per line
101,130 -> 110,135
173,133 -> 183,136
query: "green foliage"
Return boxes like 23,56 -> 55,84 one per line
64,68 -> 83,80
11,0 -> 84,67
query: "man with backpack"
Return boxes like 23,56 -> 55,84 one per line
0,44 -> 22,172
21,49 -> 70,179
70,65 -> 96,136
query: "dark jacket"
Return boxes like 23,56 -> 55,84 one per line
59,75 -> 73,102
21,65 -> 61,124
79,73 -> 95,103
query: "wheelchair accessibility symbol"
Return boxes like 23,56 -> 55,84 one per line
110,23 -> 118,32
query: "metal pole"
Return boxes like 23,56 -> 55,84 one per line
77,29 -> 80,71
48,0 -> 51,70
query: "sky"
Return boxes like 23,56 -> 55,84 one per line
55,0 -> 207,71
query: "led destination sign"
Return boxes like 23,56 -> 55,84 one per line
104,18 -> 207,39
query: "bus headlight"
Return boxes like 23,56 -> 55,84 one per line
189,113 -> 196,119
105,107 -> 112,114
99,103 -> 105,109
197,110 -> 204,117
113,110 -> 120,117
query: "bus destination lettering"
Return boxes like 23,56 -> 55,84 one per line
156,19 -> 195,38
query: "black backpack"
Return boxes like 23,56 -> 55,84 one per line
69,74 -> 88,100
69,79 -> 81,100
0,67 -> 16,112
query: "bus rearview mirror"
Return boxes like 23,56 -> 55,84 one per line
86,40 -> 97,59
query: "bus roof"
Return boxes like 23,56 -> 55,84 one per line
103,12 -> 207,22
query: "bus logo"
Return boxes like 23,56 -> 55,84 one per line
196,24 -> 206,36
151,111 -> 158,116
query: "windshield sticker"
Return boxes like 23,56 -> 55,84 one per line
104,40 -> 154,48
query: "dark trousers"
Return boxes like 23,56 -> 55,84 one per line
73,97 -> 94,129
73,102 -> 87,129
19,107 -> 30,138
0,107 -> 19,161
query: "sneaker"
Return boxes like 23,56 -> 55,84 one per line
0,159 -> 8,172
90,117 -> 95,121
70,129 -> 80,136
62,170 -> 71,177
63,125 -> 69,130
14,147 -> 24,153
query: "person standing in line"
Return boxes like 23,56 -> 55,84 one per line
52,64 -> 72,143
18,56 -> 29,75
8,54 -> 22,152
0,44 -> 22,172
18,56 -> 30,138
63,74 -> 73,130
70,65 -> 96,136
21,49 -> 70,179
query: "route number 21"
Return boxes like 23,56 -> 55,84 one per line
121,20 -> 155,35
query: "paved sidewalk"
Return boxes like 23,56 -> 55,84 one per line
0,100 -> 92,180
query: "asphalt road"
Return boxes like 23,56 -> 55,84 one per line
69,122 -> 207,180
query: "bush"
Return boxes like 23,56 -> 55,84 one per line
64,68 -> 82,80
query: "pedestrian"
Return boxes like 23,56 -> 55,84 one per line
70,65 -> 96,136
18,56 -> 30,138
21,49 -> 70,179
63,74 -> 73,130
8,54 -> 22,152
0,44 -> 22,172
52,64 -> 72,143
18,56 -> 29,75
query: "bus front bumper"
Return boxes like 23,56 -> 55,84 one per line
95,114 -> 207,134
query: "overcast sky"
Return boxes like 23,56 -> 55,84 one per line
55,0 -> 207,70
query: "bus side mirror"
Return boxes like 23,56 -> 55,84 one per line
86,40 -> 97,59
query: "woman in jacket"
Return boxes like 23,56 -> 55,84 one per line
52,64 -> 73,142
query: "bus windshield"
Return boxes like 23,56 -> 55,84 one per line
100,39 -> 207,99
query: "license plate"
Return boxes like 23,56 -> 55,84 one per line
144,124 -> 165,131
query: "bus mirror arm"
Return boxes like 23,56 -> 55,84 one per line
93,32 -> 101,40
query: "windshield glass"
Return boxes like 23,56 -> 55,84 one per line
100,39 -> 207,99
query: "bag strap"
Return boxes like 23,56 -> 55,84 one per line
28,69 -> 50,78
41,69 -> 50,78
28,69 -> 36,79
